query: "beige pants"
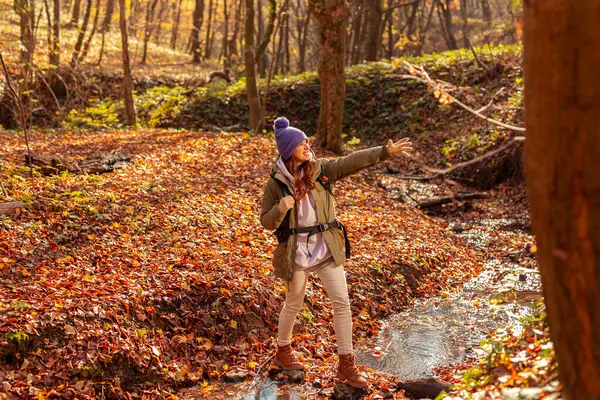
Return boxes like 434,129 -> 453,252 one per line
277,259 -> 354,354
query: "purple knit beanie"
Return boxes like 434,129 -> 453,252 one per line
274,117 -> 308,160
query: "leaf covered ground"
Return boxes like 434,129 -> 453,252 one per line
0,129 -> 486,398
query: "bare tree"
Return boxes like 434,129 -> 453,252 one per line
102,0 -> 115,31
524,1 -> 600,399
119,0 -> 136,125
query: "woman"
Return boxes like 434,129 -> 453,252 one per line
260,117 -> 412,389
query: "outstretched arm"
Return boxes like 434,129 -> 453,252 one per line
321,138 -> 413,182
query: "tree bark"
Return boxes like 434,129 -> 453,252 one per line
70,0 -> 92,67
119,0 -> 136,126
189,0 -> 205,63
244,0 -> 261,130
170,0 -> 183,49
523,2 -> 600,399
309,0 -> 349,154
363,0 -> 382,61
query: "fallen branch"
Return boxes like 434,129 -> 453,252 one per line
25,153 -> 131,175
418,192 -> 489,210
0,201 -> 27,216
400,60 -> 526,133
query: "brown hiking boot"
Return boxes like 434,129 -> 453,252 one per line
274,344 -> 305,371
337,353 -> 369,389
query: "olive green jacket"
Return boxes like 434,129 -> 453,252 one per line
260,145 -> 393,281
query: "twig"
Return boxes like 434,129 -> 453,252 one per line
402,60 -> 526,133
0,52 -> 34,179
475,87 -> 504,113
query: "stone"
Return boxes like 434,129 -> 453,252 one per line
332,383 -> 368,400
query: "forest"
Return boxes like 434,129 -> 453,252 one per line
1,0 -> 599,399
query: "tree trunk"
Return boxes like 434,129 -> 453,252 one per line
298,8 -> 309,72
142,0 -> 159,64
385,8 -> 394,58
309,0 -> 349,154
523,2 -> 600,399
50,0 -> 60,66
245,0 -> 261,130
119,0 -> 136,126
70,0 -> 81,26
70,0 -> 92,67
256,0 -> 276,75
15,0 -> 35,77
102,0 -> 115,32
170,0 -> 182,49
437,0 -> 457,50
204,0 -> 214,57
349,0 -> 363,65
406,0 -> 418,38
189,0 -> 205,63
78,0 -> 100,64
363,0 -> 382,61
228,0 -> 243,64
153,0 -> 168,43
480,0 -> 491,26
220,0 -> 229,67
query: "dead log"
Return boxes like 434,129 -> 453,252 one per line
418,192 -> 490,210
0,201 -> 27,216
396,378 -> 451,399
25,154 -> 130,175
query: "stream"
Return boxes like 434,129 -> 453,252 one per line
183,215 -> 543,400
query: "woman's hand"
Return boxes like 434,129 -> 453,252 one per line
386,137 -> 413,157
279,195 -> 295,214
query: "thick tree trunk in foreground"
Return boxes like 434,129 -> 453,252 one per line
524,2 -> 600,399
244,0 -> 261,131
309,0 -> 349,154
119,0 -> 136,126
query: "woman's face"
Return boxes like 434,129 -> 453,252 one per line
290,139 -> 311,164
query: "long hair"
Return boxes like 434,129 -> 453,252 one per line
284,157 -> 316,199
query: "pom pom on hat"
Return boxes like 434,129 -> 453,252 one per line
274,117 -> 290,130
273,116 -> 307,160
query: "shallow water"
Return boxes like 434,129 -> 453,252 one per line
189,218 -> 541,399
